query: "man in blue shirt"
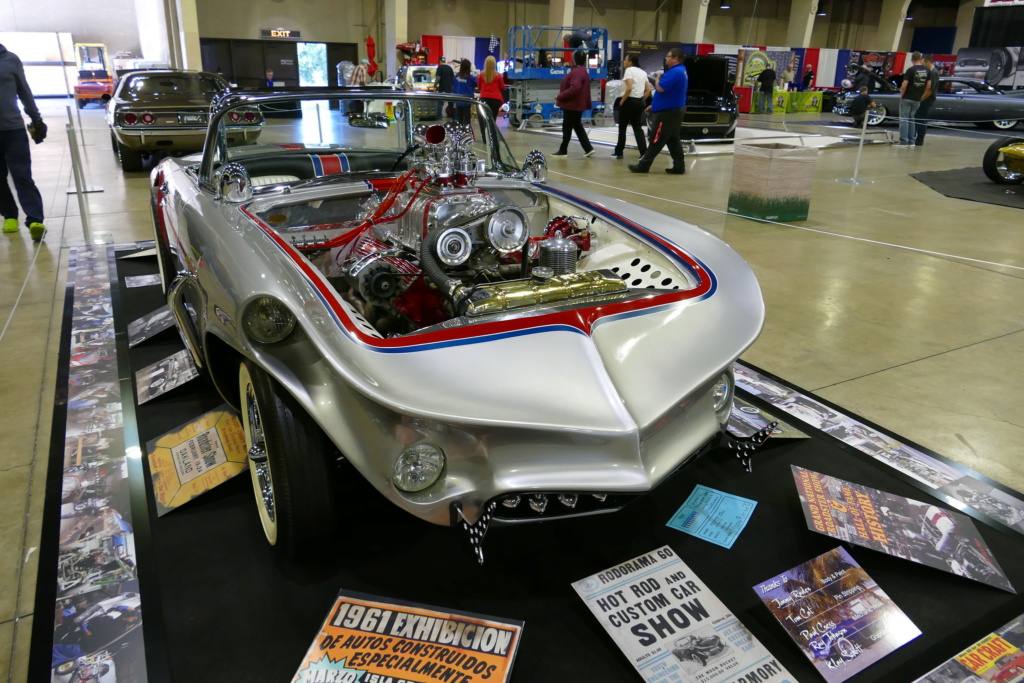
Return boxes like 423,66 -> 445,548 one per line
629,47 -> 688,174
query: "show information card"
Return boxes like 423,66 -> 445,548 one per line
753,547 -> 921,683
913,613 -> 1024,682
666,485 -> 757,549
573,545 -> 794,683
792,466 -> 1016,593
292,590 -> 524,683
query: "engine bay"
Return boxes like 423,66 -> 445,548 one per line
252,122 -> 696,338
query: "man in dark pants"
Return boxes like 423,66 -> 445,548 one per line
434,56 -> 454,118
0,43 -> 47,241
914,55 -> 940,146
629,47 -> 688,174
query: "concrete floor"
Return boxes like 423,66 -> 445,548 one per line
2,101 -> 1022,680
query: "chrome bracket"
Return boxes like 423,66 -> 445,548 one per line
719,422 -> 777,473
451,500 -> 498,565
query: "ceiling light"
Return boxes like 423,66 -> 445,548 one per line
719,0 -> 730,8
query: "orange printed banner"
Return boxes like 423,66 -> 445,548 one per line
146,405 -> 248,515
292,591 -> 524,683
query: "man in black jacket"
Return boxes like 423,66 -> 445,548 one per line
0,43 -> 47,241
434,57 -> 455,119
914,55 -> 940,146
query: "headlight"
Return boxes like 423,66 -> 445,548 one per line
393,444 -> 445,492
242,297 -> 296,343
712,369 -> 734,422
485,207 -> 529,253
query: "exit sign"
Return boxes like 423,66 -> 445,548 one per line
261,29 -> 301,39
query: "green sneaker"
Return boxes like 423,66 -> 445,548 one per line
28,222 -> 46,241
2,218 -> 18,233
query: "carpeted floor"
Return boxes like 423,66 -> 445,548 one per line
911,166 -> 1024,210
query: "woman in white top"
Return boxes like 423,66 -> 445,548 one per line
613,54 -> 652,159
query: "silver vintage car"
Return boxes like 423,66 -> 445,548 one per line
151,89 -> 764,561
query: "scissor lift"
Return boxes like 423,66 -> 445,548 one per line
506,26 -> 609,130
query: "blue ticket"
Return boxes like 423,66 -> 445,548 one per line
666,485 -> 757,549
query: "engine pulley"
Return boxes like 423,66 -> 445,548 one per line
485,207 -> 530,253
435,227 -> 473,266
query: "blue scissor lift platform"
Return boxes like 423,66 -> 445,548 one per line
506,26 -> 610,130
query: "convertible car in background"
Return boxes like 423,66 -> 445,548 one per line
150,89 -> 764,562
105,70 -> 263,171
833,69 -> 1024,130
983,136 -> 1024,184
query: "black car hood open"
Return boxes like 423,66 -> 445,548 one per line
684,56 -> 735,107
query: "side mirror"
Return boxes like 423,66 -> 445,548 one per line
520,150 -> 546,182
216,162 -> 252,203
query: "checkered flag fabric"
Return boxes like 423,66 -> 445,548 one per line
489,34 -> 499,53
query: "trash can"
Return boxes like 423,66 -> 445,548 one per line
727,143 -> 818,222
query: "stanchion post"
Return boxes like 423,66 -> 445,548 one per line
836,106 -> 875,185
66,123 -> 92,242
316,102 -> 323,145
65,106 -> 103,194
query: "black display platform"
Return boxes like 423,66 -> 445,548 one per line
33,248 -> 1024,683
911,166 -> 1024,210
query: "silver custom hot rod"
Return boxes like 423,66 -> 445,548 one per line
151,89 -> 764,561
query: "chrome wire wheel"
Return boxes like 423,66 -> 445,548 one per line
983,137 -> 1024,184
992,119 -> 1018,131
240,362 -> 278,545
866,105 -> 886,126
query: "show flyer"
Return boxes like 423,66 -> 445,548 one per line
291,590 -> 524,683
912,613 -> 1024,683
753,547 -> 921,683
666,485 -> 757,549
791,467 -> 1015,593
145,405 -> 249,515
572,545 -> 794,683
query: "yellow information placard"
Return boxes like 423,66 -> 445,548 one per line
146,405 -> 248,515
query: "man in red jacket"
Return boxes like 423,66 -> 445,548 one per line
551,51 -> 595,157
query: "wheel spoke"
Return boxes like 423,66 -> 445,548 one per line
246,383 -> 275,524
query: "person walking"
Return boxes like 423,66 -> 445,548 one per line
914,55 -> 940,147
434,56 -> 454,118
477,56 -> 506,123
897,51 -> 930,147
628,47 -> 687,174
551,50 -> 595,158
756,65 -> 777,114
0,43 -> 47,241
452,59 -> 477,127
612,54 -> 650,159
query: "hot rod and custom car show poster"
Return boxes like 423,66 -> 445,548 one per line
753,546 -> 921,683
291,591 -> 524,683
145,405 -> 249,515
912,613 -> 1024,683
572,545 -> 794,683
792,467 -> 1015,593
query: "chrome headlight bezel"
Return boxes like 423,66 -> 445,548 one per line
712,369 -> 735,423
242,296 -> 297,343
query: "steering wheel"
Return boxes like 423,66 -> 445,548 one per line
390,144 -> 421,172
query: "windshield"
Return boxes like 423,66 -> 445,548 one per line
127,75 -> 226,96
205,93 -> 519,184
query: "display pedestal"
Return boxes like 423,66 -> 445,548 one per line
728,143 -> 819,222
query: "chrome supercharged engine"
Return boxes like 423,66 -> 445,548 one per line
316,122 -> 627,335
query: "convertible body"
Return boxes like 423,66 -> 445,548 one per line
151,90 -> 764,560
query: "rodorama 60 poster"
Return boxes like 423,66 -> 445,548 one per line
572,545 -> 794,683
292,591 -> 524,683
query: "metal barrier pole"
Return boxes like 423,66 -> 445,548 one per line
66,123 -> 92,241
836,109 -> 874,185
65,106 -> 103,194
316,102 -> 323,145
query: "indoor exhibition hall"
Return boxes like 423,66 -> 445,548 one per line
2,0 -> 1024,681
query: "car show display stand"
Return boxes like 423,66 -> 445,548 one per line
30,246 -> 1024,683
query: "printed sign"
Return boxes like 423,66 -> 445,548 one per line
292,591 -> 524,683
666,485 -> 757,549
913,613 -> 1024,682
573,545 -> 794,683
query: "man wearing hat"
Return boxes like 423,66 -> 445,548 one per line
434,56 -> 455,118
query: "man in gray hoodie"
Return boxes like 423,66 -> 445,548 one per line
0,43 -> 47,241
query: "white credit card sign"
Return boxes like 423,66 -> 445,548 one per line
983,0 -> 1024,6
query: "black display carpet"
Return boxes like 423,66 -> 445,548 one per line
43,249 -> 1024,682
911,166 -> 1024,209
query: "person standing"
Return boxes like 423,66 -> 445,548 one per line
914,55 -> 940,147
628,47 -> 687,174
264,70 -> 275,87
781,65 -> 796,90
802,65 -> 815,92
551,50 -> 595,158
477,56 -> 506,123
756,65 -> 777,114
452,59 -> 477,127
434,56 -> 454,118
897,51 -> 930,147
0,43 -> 47,241
612,54 -> 650,159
